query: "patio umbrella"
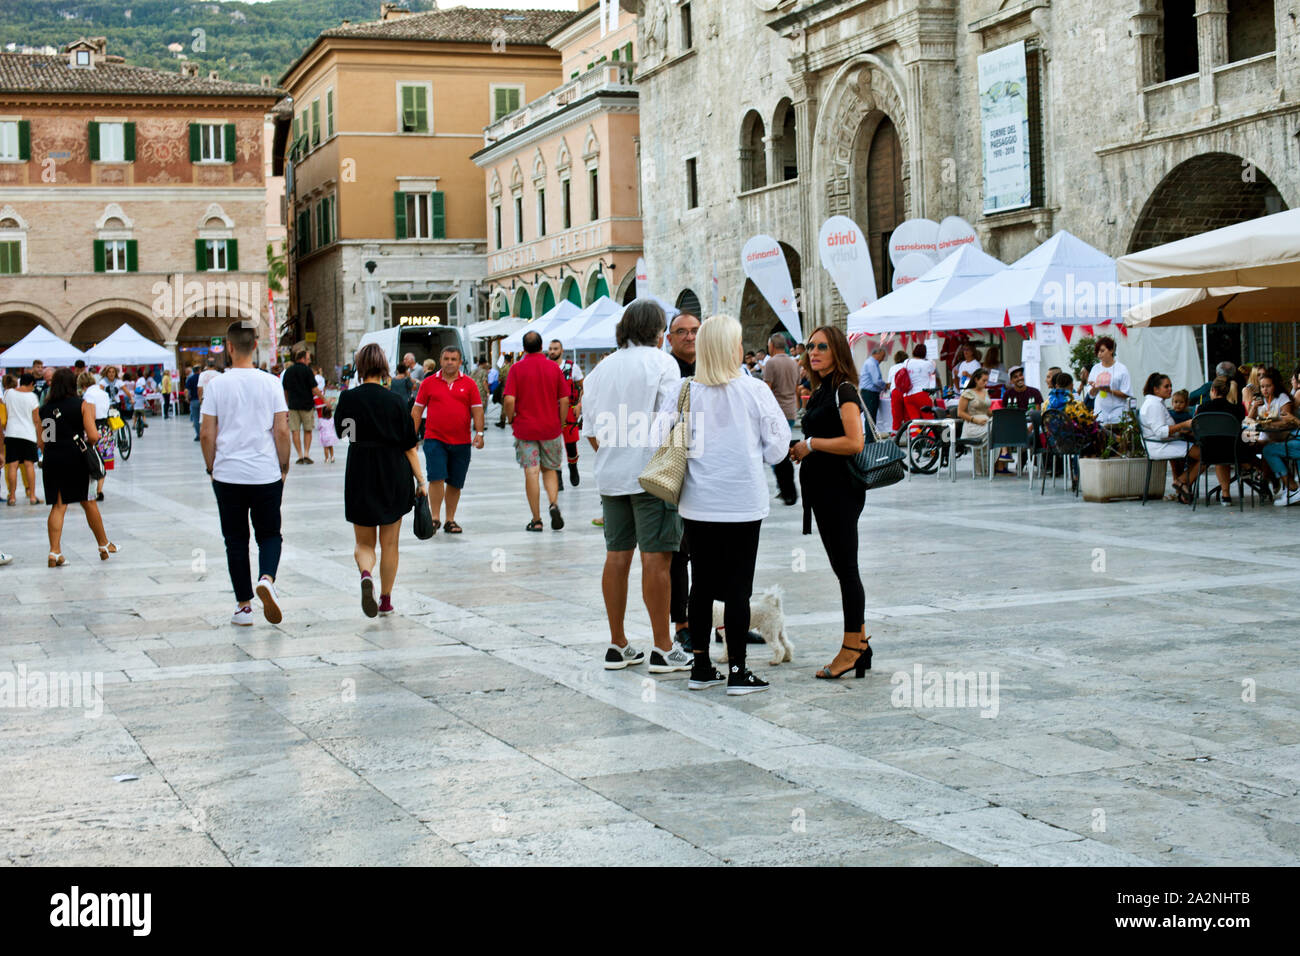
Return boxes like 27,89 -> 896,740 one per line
1116,208 -> 1300,288
847,246 -> 1006,334
1122,285 -> 1298,328
0,326 -> 87,367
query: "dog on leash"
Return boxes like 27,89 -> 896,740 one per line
713,585 -> 792,666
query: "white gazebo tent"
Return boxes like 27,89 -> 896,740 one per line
0,326 -> 87,368
500,299 -> 582,352
82,324 -> 173,366
847,246 -> 1007,335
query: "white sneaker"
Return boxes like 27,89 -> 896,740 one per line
1273,488 -> 1297,506
231,605 -> 254,626
255,576 -> 282,624
0,553 -> 12,566
1287,488 -> 1300,506
648,644 -> 693,673
603,644 -> 645,670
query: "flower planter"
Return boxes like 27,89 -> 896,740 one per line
1078,457 -> 1166,502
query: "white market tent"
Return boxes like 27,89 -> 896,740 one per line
1116,208 -> 1300,288
465,317 -> 530,341
847,246 -> 1007,334
500,299 -> 581,352
0,326 -> 87,367
546,296 -> 623,351
82,324 -> 173,366
566,295 -> 682,351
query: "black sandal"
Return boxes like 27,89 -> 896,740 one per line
525,518 -> 544,532
814,638 -> 872,679
443,521 -> 462,534
1174,481 -> 1193,505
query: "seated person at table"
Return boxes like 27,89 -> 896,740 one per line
1003,365 -> 1043,409
1194,375 -> 1253,506
1139,372 -> 1202,503
1169,389 -> 1192,424
1046,372 -> 1073,412
1044,367 -> 1061,396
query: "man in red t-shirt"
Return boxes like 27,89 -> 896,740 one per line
503,330 -> 570,531
411,346 -> 484,534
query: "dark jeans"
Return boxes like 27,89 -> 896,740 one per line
684,518 -> 761,672
212,479 -> 284,603
190,400 -> 202,439
860,388 -> 882,422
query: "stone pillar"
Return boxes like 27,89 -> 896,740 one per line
1131,0 -> 1160,132
1195,0 -> 1229,110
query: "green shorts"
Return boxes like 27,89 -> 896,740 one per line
514,436 -> 564,471
600,492 -> 683,554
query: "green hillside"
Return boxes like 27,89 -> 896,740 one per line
0,0 -> 436,85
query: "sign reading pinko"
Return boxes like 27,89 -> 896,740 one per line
818,216 -> 876,313
741,234 -> 802,344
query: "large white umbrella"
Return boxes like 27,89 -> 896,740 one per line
847,246 -> 1006,334
1117,208 -> 1300,288
0,325 -> 86,367
1122,285 -> 1296,327
500,299 -> 581,352
82,324 -> 173,365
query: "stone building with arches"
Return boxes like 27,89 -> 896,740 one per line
632,0 -> 1300,365
0,39 -> 282,366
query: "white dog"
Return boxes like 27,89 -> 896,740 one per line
713,585 -> 792,666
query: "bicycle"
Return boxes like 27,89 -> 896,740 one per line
108,406 -> 132,461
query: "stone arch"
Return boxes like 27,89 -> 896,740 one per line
491,289 -> 510,318
582,124 -> 600,162
560,275 -> 581,306
0,205 -> 30,230
675,288 -> 702,317
66,299 -> 165,346
556,137 -> 571,172
95,202 -> 134,230
531,148 -> 547,183
614,268 -> 637,305
509,161 -> 523,190
196,203 -> 233,229
536,281 -> 557,316
512,286 -> 533,319
772,97 -> 797,182
0,303 -> 58,349
583,264 -> 611,304
740,109 -> 767,191
737,241 -> 801,350
489,171 -> 502,199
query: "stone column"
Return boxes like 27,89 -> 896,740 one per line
1130,0 -> 1160,132
1195,0 -> 1229,110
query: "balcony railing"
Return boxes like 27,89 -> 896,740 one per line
484,61 -> 636,145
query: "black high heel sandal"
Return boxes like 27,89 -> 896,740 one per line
815,638 -> 872,679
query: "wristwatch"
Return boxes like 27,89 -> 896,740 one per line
475,431 -> 485,436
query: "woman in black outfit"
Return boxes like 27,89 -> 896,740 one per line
38,368 -> 117,567
789,325 -> 869,679
335,344 -> 427,618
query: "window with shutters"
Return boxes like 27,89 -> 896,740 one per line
0,121 -> 23,161
311,99 -> 321,148
317,195 -> 336,246
491,84 -> 524,122
623,42 -> 633,62
398,84 -> 431,133
326,88 -> 335,138
198,123 -> 224,161
494,204 -> 502,250
95,122 -> 126,162
203,238 -> 229,272
103,239 -> 130,273
399,192 -> 444,239
0,240 -> 21,274
296,210 -> 311,255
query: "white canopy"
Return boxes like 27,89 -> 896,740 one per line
847,246 -> 1007,334
1117,208 -> 1300,288
466,317 -> 529,341
545,296 -> 623,351
570,296 -> 682,351
931,230 -> 1164,330
82,324 -> 173,365
0,325 -> 87,367
500,299 -> 582,352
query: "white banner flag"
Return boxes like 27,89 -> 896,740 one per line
817,215 -> 876,313
742,234 -> 802,345
635,256 -> 648,300
888,219 -> 940,268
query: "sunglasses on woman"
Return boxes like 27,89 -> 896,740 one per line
808,342 -> 831,352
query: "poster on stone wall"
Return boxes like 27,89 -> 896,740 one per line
978,40 -> 1032,214
818,216 -> 876,313
741,234 -> 803,345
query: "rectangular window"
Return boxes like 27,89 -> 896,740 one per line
492,85 -> 523,122
537,188 -> 546,237
0,240 -> 21,274
686,157 -> 699,209
198,123 -> 224,162
561,179 -> 571,230
399,84 -> 430,133
494,204 -> 502,249
297,210 -> 311,255
97,122 -> 125,162
404,193 -> 431,239
513,195 -> 523,242
1026,48 -> 1046,208
311,99 -> 321,148
681,3 -> 693,50
104,239 -> 130,273
326,88 -> 335,137
589,169 -> 599,220
0,120 -> 20,161
204,238 -> 228,272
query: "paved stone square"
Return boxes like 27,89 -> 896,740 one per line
1,416 -> 1298,866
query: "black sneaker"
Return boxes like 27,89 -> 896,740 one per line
726,665 -> 769,696
674,627 -> 692,652
688,664 -> 726,690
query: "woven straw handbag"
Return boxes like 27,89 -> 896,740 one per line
638,376 -> 693,505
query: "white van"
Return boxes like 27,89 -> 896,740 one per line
351,323 -> 472,384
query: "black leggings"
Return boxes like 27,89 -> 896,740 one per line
564,440 -> 579,465
684,518 -> 761,671
809,489 -> 866,632
670,525 -> 690,624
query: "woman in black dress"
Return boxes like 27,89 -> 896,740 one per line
37,367 -> 117,567
789,325 -> 869,679
335,344 -> 427,618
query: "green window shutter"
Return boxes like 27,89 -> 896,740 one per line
570,71 -> 579,80
401,85 -> 419,131
17,120 -> 30,160
316,202 -> 323,246
292,115 -> 299,143
93,239 -> 105,273
394,191 -> 407,239
624,42 -> 633,62
493,87 -> 507,121
124,122 -> 135,161
430,191 -> 445,239
226,239 -> 238,271
415,87 -> 428,131
126,239 -> 138,273
326,89 -> 334,136
611,48 -> 619,61
195,239 -> 207,272
189,123 -> 200,162
311,100 -> 320,146
224,123 -> 236,162
88,121 -> 100,162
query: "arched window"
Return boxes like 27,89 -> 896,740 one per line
675,288 -> 701,317
740,111 -> 766,192
773,99 -> 797,181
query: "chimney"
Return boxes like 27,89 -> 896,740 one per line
208,69 -> 220,80
260,74 -> 272,87
380,4 -> 412,22
341,19 -> 350,26
181,62 -> 199,77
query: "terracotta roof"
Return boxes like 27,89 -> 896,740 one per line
0,53 -> 284,98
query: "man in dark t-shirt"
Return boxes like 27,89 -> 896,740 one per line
186,365 -> 202,440
1002,366 -> 1043,409
282,349 -> 323,464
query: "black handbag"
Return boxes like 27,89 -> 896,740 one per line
836,385 -> 905,490
74,434 -> 106,481
412,486 -> 435,539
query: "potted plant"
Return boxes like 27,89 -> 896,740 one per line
1078,408 -> 1166,502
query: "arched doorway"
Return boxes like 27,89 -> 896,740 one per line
737,242 -> 801,349
851,114 -> 904,299
618,271 -> 638,306
1129,152 -> 1287,368
0,309 -> 54,352
513,288 -> 533,319
561,276 -> 581,306
70,309 -> 163,349
675,288 -> 702,317
174,311 -> 256,371
586,271 -> 610,304
537,283 -> 556,317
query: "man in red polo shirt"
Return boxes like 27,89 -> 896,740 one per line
503,330 -> 569,531
411,346 -> 484,534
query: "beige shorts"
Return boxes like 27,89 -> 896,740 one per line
288,408 -> 315,432
514,437 -> 563,471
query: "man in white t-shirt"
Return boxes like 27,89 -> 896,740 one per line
1087,335 -> 1133,425
200,323 -> 291,627
580,300 -> 690,675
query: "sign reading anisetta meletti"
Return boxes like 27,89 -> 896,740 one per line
489,222 -> 607,274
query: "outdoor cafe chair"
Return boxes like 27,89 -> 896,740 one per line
1039,410 -> 1086,498
1137,425 -> 1192,506
1190,411 -> 1249,512
988,407 -> 1034,489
